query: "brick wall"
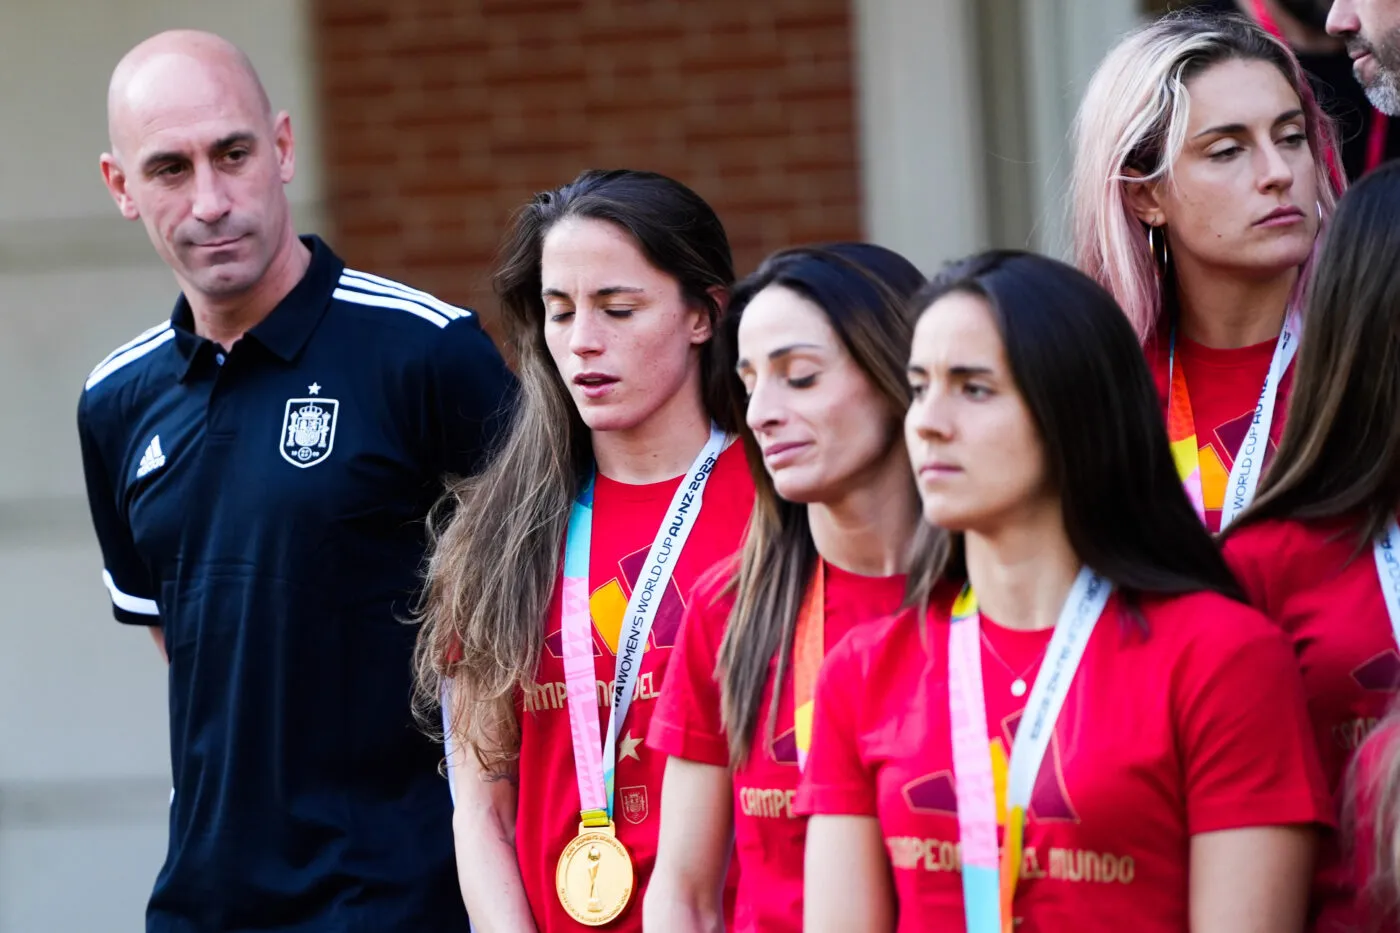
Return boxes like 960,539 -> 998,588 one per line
311,0 -> 862,335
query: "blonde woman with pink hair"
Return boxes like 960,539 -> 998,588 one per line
1072,11 -> 1341,533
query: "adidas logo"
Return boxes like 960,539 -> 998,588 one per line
136,435 -> 166,479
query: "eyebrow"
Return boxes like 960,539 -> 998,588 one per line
541,286 -> 647,300
1192,108 -> 1305,140
905,363 -> 995,378
735,342 -> 825,371
140,132 -> 257,175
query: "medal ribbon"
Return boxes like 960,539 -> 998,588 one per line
1373,516 -> 1400,649
792,559 -> 825,770
560,424 -> 729,825
948,567 -> 1114,933
1166,310 -> 1300,530
1165,326 -> 1206,521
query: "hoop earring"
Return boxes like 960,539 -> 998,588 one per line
1147,223 -> 1169,272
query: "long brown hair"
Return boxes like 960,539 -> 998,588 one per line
413,170 -> 736,775
712,244 -> 927,766
1227,162 -> 1400,547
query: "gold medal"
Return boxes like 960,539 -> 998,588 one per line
556,820 -> 634,926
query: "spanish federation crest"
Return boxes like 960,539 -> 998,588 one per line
619,786 -> 649,825
280,396 -> 339,468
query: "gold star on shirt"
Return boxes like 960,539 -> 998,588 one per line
619,729 -> 643,762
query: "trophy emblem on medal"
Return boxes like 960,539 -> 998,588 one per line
586,845 -> 604,913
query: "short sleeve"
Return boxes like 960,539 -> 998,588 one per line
429,315 -> 518,479
77,395 -> 159,626
795,631 -> 877,817
647,564 -> 734,767
1178,617 -> 1332,834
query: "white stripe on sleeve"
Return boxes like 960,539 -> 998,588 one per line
85,329 -> 177,390
332,288 -> 451,329
102,570 -> 159,616
339,271 -> 468,319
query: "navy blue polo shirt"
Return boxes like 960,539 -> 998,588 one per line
76,237 -> 515,932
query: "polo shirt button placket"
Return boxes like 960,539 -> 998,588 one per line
206,344 -> 237,440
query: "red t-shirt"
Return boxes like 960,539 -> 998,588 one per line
1225,516 -> 1399,932
796,588 -> 1330,933
513,443 -> 754,933
648,561 -> 908,933
1147,329 -> 1295,533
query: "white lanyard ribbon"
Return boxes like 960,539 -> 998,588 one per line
948,567 -> 1114,932
1004,570 -> 1112,808
1218,310 -> 1301,530
1374,516 -> 1400,649
561,424 -> 729,818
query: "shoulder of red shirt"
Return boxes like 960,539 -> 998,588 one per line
688,553 -> 740,611
1133,586 -> 1281,650
822,582 -> 958,675
1223,513 -> 1370,611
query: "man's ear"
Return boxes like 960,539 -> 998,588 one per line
273,111 -> 296,184
1122,169 -> 1165,229
100,153 -> 141,221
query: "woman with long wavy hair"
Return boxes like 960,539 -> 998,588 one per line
641,243 -> 926,933
799,251 -> 1329,933
413,169 -> 754,932
1071,11 -> 1340,532
1224,162 -> 1400,932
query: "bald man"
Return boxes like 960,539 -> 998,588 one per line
78,30 -> 514,932
1330,0 -> 1400,114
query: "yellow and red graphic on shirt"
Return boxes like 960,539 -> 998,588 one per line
888,716 -> 1140,886
902,708 -> 1079,825
545,544 -> 687,659
1197,409 -> 1279,514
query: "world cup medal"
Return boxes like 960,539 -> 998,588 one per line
556,821 -> 634,926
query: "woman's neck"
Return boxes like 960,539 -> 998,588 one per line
807,446 -> 920,578
963,500 -> 1080,632
591,378 -> 713,485
1174,260 -> 1296,349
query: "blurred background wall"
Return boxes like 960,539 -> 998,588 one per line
311,0 -> 1139,325
0,0 -> 1144,928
